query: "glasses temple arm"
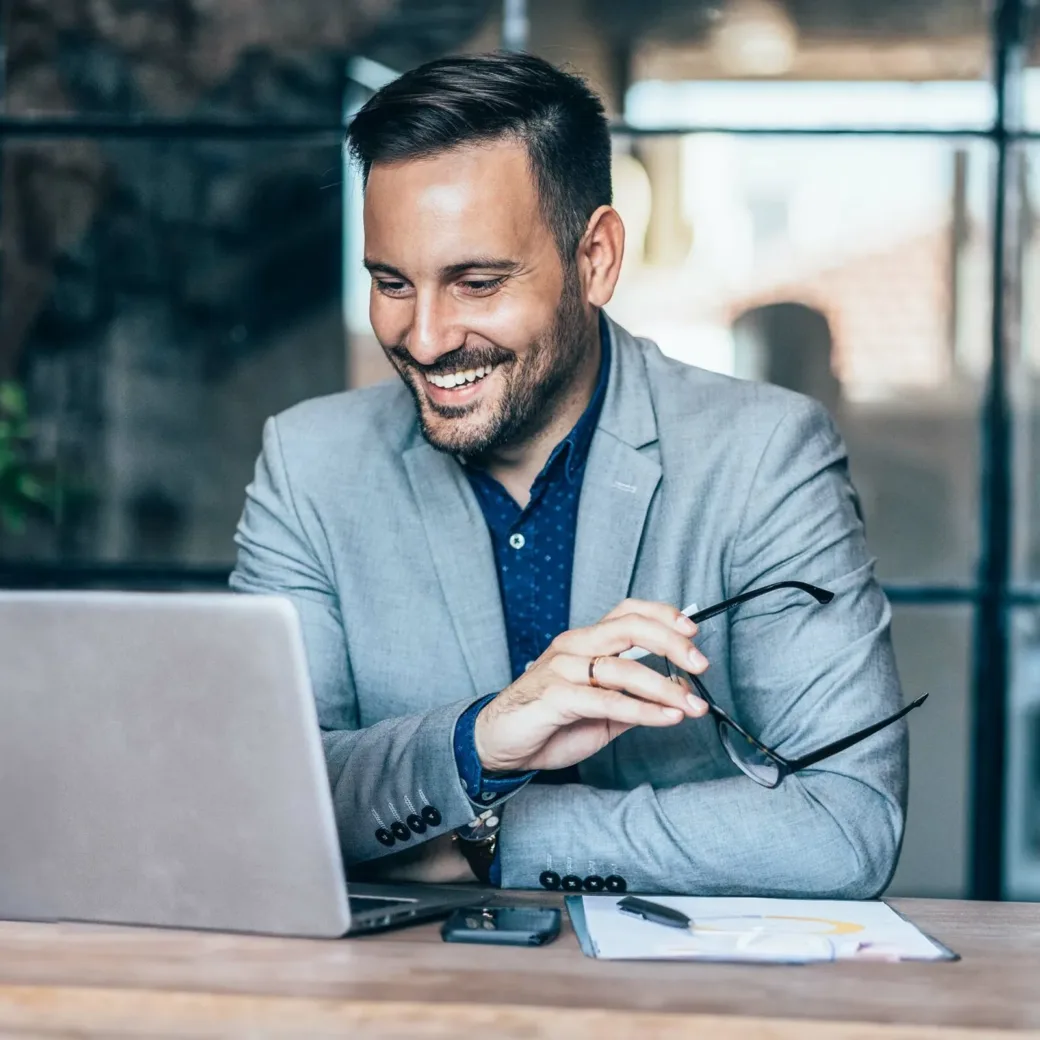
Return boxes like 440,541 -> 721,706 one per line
786,694 -> 930,773
687,581 -> 834,625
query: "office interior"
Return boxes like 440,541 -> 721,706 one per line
0,0 -> 1036,903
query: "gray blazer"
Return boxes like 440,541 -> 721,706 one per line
231,316 -> 907,897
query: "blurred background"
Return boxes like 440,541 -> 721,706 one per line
0,0 -> 1037,901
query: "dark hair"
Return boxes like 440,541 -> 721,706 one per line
346,52 -> 612,261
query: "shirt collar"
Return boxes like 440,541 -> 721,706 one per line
547,312 -> 611,486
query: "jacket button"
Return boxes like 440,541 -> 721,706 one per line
375,828 -> 395,847
605,875 -> 627,893
583,875 -> 605,892
421,805 -> 442,827
561,874 -> 582,892
390,821 -> 411,842
406,814 -> 427,834
539,870 -> 561,890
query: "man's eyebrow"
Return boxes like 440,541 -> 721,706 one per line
363,258 -> 407,279
441,257 -> 520,278
362,257 -> 521,280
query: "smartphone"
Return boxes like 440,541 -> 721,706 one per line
440,905 -> 561,947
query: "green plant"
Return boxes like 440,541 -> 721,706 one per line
0,381 -> 56,534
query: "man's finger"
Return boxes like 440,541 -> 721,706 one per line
554,614 -> 709,675
546,683 -> 687,728
602,598 -> 698,637
549,653 -> 706,717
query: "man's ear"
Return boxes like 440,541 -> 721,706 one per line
577,206 -> 625,308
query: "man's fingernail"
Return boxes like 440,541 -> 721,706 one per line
675,615 -> 697,635
686,693 -> 706,715
663,707 -> 683,720
688,648 -> 708,670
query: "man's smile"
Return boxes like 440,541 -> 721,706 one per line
421,362 -> 504,408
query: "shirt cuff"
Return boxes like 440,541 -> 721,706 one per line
453,693 -> 535,805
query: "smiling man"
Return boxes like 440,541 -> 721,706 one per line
231,52 -> 912,896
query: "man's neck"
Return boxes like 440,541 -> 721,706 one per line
482,329 -> 603,509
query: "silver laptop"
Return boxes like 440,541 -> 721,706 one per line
0,592 -> 481,937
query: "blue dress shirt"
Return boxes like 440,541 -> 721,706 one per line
451,321 -> 611,880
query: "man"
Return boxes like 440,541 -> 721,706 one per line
231,52 -> 909,896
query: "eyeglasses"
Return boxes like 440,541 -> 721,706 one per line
667,580 -> 928,789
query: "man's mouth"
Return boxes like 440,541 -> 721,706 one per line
423,363 -> 500,391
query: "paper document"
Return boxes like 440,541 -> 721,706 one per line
568,896 -> 954,963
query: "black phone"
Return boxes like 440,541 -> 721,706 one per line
440,905 -> 561,947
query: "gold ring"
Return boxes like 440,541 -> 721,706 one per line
589,656 -> 604,688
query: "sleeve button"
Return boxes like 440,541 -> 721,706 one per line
375,828 -> 395,847
605,875 -> 627,893
390,821 -> 411,842
406,814 -> 427,834
561,874 -> 583,892
421,805 -> 442,827
539,870 -> 561,890
583,875 -> 605,892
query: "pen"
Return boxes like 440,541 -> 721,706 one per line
616,895 -> 692,930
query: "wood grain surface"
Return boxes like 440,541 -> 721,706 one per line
0,896 -> 1036,1038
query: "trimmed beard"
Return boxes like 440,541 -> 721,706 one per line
390,268 -> 594,458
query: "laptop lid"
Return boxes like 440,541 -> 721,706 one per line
0,592 -> 351,937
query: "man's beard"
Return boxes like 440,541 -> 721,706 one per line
387,270 -> 593,458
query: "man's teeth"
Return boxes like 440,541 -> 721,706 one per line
426,364 -> 495,389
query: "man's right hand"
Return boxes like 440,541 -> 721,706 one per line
473,600 -> 710,774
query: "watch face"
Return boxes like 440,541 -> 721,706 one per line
457,832 -> 498,884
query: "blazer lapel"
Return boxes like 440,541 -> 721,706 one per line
570,317 -> 663,628
403,442 -> 512,697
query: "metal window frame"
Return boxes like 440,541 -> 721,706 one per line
0,0 -> 1029,899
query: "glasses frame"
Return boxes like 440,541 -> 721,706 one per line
668,580 -> 929,789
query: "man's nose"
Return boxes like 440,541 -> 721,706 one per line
406,291 -> 464,368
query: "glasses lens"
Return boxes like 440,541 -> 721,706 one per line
717,719 -> 782,788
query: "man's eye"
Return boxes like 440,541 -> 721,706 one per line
460,277 -> 505,295
375,279 -> 409,296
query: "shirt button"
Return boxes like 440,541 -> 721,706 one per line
509,533 -> 525,550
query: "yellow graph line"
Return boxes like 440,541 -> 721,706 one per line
695,915 -> 865,936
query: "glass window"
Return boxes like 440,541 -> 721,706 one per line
0,137 -> 346,566
605,135 -> 991,583
1008,609 -> 1040,900
529,0 -> 991,125
3,1 -> 501,119
885,606 -> 973,898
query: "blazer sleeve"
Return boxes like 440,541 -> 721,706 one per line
497,397 -> 908,897
230,417 -> 480,864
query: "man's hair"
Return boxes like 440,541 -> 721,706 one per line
346,52 -> 612,261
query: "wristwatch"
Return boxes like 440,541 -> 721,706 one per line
453,806 -> 502,884
453,830 -> 499,885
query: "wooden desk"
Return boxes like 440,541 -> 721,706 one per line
0,896 -> 1036,1038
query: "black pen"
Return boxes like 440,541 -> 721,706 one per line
616,895 -> 692,930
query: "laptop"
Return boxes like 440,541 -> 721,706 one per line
0,591 -> 482,937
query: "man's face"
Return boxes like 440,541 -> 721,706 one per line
363,140 -> 593,457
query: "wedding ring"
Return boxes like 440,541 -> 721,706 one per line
589,656 -> 605,688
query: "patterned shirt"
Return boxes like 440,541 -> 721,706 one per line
451,319 -> 611,869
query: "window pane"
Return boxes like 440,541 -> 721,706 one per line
1013,145 -> 1040,583
1007,609 -> 1040,900
605,134 -> 990,583
885,605 -> 972,899
4,1 -> 500,119
527,0 -> 991,126
0,138 -> 346,566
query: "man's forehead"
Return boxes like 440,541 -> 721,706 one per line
364,141 -> 541,236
